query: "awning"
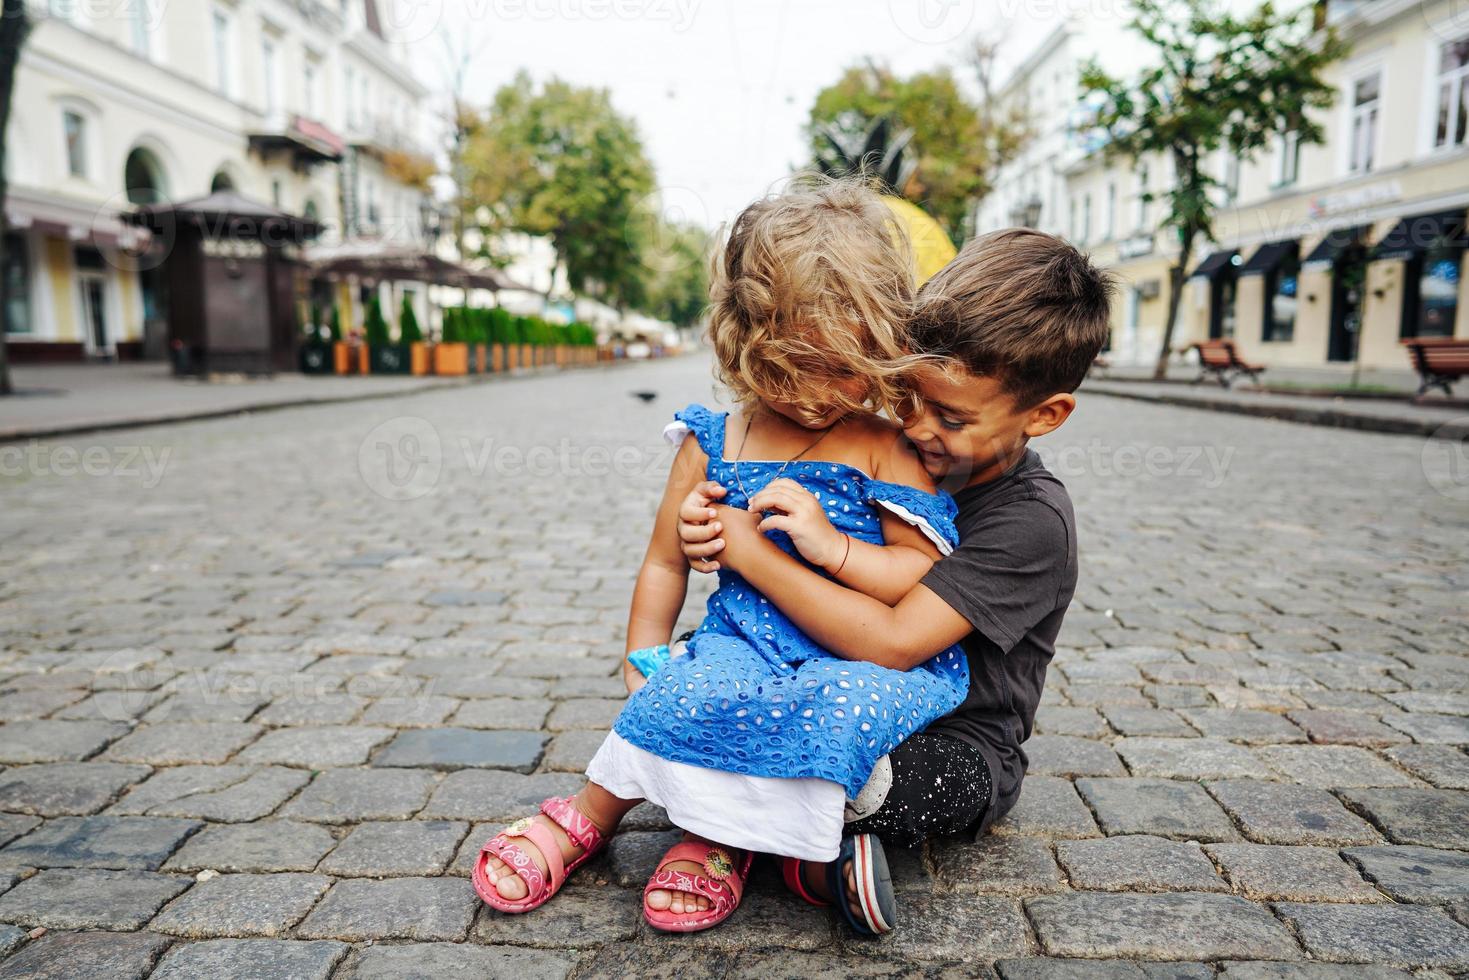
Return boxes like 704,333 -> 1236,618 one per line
6,187 -> 149,249
1239,239 -> 1298,277
1370,210 -> 1468,262
1301,224 -> 1370,269
303,242 -> 531,292
1190,249 -> 1239,279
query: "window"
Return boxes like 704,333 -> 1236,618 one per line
1434,36 -> 1469,150
1349,72 -> 1380,173
1273,131 -> 1301,187
1104,182 -> 1116,241
3,233 -> 30,335
261,38 -> 278,118
304,61 -> 318,118
344,65 -> 356,126
1068,196 -> 1077,241
63,110 -> 87,178
271,179 -> 282,208
130,0 -> 154,58
1221,150 -> 1241,204
1405,244 -> 1463,338
212,8 -> 234,97
1081,194 -> 1092,244
1133,164 -> 1150,231
1264,249 -> 1300,342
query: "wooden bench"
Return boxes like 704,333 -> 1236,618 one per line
1403,338 -> 1469,397
1187,339 -> 1265,388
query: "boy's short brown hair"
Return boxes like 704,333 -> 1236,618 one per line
909,228 -> 1115,408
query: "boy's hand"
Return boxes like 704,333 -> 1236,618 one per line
746,478 -> 846,573
678,481 -> 728,572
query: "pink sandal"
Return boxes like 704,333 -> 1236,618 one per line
642,837 -> 754,933
472,795 -> 607,914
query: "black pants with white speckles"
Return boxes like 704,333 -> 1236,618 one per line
845,732 -> 993,849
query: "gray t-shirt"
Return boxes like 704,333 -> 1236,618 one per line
919,448 -> 1077,832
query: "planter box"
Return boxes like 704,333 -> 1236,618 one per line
521,343 -> 534,368
410,342 -> 432,376
299,342 -> 332,374
474,344 -> 488,373
433,342 -> 469,375
490,343 -> 506,373
334,342 -> 368,374
370,344 -> 412,374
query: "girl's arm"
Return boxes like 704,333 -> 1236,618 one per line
623,437 -> 708,692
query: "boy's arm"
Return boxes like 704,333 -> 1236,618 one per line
623,437 -> 707,692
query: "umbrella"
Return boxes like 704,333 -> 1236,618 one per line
881,196 -> 956,288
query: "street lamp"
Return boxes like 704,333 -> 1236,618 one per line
1009,195 -> 1044,229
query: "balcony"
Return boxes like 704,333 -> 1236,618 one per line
248,115 -> 346,169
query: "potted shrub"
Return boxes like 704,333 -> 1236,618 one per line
486,307 -> 510,372
434,307 -> 470,375
365,297 -> 409,374
400,294 -> 430,375
299,303 -> 332,373
471,308 -> 489,373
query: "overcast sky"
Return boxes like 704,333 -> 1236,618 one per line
397,0 -> 1069,230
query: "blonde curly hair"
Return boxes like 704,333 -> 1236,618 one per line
707,178 -> 918,422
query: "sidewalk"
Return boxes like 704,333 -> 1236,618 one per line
1083,377 -> 1467,439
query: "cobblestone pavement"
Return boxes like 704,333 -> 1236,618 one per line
1,353 -> 1466,978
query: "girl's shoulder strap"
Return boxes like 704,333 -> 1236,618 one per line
666,403 -> 728,460
864,480 -> 960,555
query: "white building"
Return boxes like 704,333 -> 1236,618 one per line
5,0 -> 436,361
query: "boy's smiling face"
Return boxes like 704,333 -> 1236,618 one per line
902,362 -> 1076,490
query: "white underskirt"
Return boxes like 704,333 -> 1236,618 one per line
586,731 -> 845,862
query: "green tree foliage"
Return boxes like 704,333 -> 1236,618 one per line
328,304 -> 342,342
399,294 -> 423,343
642,221 -> 709,328
1080,0 -> 1348,377
807,63 -> 988,242
463,72 -> 657,310
364,297 -> 389,347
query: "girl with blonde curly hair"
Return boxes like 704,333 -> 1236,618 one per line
472,178 -> 969,937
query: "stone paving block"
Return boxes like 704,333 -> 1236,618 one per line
1343,845 -> 1469,903
318,820 -> 466,876
1175,710 -> 1304,744
149,939 -> 349,980
542,730 -> 609,772
371,727 -> 546,771
1383,744 -> 1469,789
989,776 -> 1100,839
1061,684 -> 1149,708
143,690 -> 269,723
337,943 -> 574,980
1206,780 -> 1379,845
110,765 -> 309,822
238,726 -> 395,768
1076,777 -> 1237,842
995,960 -> 1150,979
102,722 -> 262,764
358,695 -> 459,727
1381,712 -> 1469,745
253,694 -> 368,727
299,633 -> 412,656
0,815 -> 200,870
0,930 -> 170,980
450,698 -> 555,731
1217,963 -> 1415,979
1026,891 -> 1300,961
1253,744 -> 1421,789
930,835 -> 1063,895
0,867 -> 189,929
834,892 -> 1028,961
1339,788 -> 1469,849
546,698 -> 624,732
295,876 -> 477,941
1115,737 -> 1270,779
421,769 -> 583,821
1382,691 -> 1469,715
1024,735 -> 1125,777
1206,844 -> 1383,902
1147,685 -> 1212,709
1286,710 -> 1410,747
475,882 -> 639,949
0,720 -> 127,763
1206,685 -> 1305,712
550,676 -> 626,699
0,687 -> 86,721
0,762 -> 152,816
1275,901 -> 1469,968
1055,835 -> 1224,892
0,815 -> 39,848
163,820 -> 338,873
149,872 -> 331,937
1034,707 -> 1109,737
281,768 -> 437,823
602,828 -> 685,886
1099,706 -> 1195,737
0,925 -> 23,959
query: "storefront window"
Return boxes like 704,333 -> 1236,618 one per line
1265,252 -> 1300,342
1212,272 -> 1238,339
3,233 -> 30,334
1408,245 -> 1462,338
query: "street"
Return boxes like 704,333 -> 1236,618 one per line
0,353 -> 1466,976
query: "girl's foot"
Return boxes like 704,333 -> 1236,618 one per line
478,795 -> 609,905
644,832 -> 746,914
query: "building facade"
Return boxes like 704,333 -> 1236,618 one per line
5,0 -> 435,361
979,0 -> 1469,374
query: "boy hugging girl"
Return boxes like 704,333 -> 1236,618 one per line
472,179 -> 1113,936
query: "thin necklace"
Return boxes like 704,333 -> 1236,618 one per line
731,408 -> 836,501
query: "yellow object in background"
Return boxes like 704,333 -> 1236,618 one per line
881,196 -> 957,288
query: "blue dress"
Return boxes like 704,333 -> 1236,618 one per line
612,404 -> 971,797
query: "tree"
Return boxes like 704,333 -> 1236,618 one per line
1080,0 -> 1347,378
0,0 -> 31,396
642,220 -> 709,328
806,63 -> 989,242
462,72 -> 657,310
